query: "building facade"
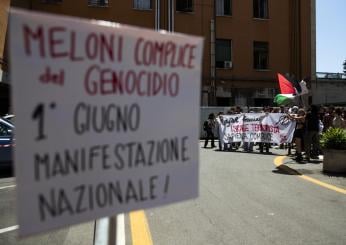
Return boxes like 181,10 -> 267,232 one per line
0,0 -> 10,78
7,0 -> 315,107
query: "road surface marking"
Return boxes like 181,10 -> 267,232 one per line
273,156 -> 287,167
94,218 -> 109,245
0,185 -> 16,190
274,156 -> 346,195
299,175 -> 346,194
116,214 -> 125,245
130,210 -> 153,245
0,225 -> 18,234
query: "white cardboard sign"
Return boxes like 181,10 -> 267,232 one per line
10,9 -> 203,236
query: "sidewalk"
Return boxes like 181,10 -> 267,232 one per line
274,149 -> 346,190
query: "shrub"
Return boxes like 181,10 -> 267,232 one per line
320,128 -> 346,150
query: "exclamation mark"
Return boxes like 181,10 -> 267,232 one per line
164,175 -> 170,197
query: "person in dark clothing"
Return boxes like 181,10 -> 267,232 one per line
289,108 -> 306,162
204,113 -> 216,148
322,106 -> 334,132
258,107 -> 271,154
259,142 -> 270,154
304,105 -> 320,161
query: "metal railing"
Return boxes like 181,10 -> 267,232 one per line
316,72 -> 346,80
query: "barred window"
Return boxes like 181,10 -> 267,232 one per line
254,41 -> 269,70
253,0 -> 268,19
216,0 -> 232,16
176,0 -> 193,12
134,0 -> 151,10
216,39 -> 232,68
88,0 -> 109,7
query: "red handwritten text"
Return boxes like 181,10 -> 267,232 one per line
23,25 -> 123,63
134,38 -> 197,69
84,65 -> 179,97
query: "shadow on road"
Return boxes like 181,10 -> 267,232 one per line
277,158 -> 345,178
272,164 -> 301,176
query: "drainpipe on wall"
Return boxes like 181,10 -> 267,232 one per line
167,0 -> 174,32
168,0 -> 170,31
210,19 -> 216,106
171,0 -> 174,32
155,0 -> 160,30
210,0 -> 217,106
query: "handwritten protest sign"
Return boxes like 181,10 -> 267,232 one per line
10,9 -> 203,236
218,113 -> 296,144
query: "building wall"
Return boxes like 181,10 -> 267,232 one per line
10,0 -> 314,107
312,79 -> 346,105
0,0 -> 11,70
0,0 -> 10,114
28,0 -> 155,27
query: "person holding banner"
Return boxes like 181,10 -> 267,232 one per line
243,110 -> 255,152
289,108 -> 306,162
203,113 -> 216,148
216,112 -> 225,151
258,107 -> 271,154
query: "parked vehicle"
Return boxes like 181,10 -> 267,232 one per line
3,114 -> 15,123
0,117 -> 14,168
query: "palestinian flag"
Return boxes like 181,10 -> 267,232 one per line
274,73 -> 310,105
274,94 -> 295,106
277,73 -> 296,94
274,74 -> 296,105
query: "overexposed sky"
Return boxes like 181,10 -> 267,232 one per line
316,0 -> 346,73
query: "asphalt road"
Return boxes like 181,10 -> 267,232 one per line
0,171 -> 94,245
146,144 -> 346,245
1,144 -> 345,245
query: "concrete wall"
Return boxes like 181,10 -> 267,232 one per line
311,79 -> 346,105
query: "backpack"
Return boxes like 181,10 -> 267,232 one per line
203,121 -> 209,131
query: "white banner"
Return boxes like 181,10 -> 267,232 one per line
219,113 -> 296,144
10,9 -> 203,236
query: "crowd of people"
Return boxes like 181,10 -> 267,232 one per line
203,105 -> 346,162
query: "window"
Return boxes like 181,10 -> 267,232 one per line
88,0 -> 108,7
134,0 -> 151,10
176,0 -> 193,12
216,39 -> 232,68
253,0 -> 268,19
41,0 -> 62,3
253,41 -> 269,70
216,0 -> 232,16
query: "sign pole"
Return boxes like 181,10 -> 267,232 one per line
108,216 -> 117,245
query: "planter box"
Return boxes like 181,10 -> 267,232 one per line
323,149 -> 346,173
